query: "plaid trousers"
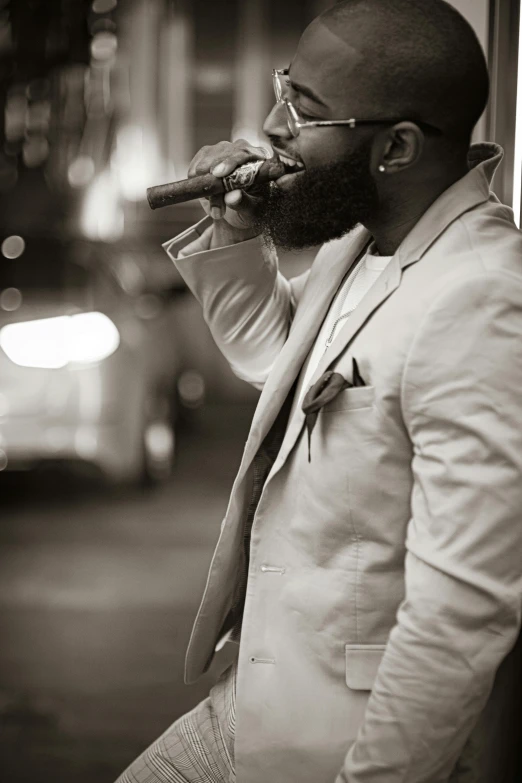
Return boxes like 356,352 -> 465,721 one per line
115,661 -> 237,783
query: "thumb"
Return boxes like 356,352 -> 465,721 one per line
222,188 -> 262,229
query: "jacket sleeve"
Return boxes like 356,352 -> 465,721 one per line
338,270 -> 522,783
163,217 -> 310,390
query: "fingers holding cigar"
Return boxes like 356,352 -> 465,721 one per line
224,190 -> 243,207
152,138 -> 275,249
188,139 -> 271,221
208,194 -> 225,221
188,139 -> 271,181
208,189 -> 243,220
209,141 -> 271,178
186,139 -> 270,230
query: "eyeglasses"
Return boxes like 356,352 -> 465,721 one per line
272,69 -> 442,138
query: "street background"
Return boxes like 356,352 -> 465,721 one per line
1,404 -> 247,783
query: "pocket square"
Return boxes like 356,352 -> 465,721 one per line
301,359 -> 367,462
351,357 -> 366,387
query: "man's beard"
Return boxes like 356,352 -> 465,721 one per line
250,139 -> 379,251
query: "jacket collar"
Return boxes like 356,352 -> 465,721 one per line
396,142 -> 503,269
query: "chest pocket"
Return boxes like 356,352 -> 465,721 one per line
322,384 -> 375,413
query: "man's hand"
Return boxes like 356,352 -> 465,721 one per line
178,139 -> 271,256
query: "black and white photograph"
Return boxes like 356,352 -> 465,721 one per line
0,1 -> 521,782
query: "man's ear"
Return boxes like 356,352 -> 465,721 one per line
370,121 -> 425,176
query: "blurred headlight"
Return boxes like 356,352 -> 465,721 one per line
0,312 -> 120,369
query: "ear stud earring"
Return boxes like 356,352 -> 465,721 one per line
378,165 -> 386,173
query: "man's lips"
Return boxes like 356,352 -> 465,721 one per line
275,169 -> 306,189
270,148 -> 306,189
272,147 -> 306,173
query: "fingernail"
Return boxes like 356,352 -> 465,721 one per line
212,163 -> 226,176
211,207 -> 222,220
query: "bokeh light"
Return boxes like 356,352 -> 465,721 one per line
68,156 -> 96,188
177,371 -> 206,409
91,31 -> 118,60
92,0 -> 118,13
1,235 -> 25,259
5,94 -> 26,142
0,288 -> 22,312
0,312 -> 121,368
82,171 -> 124,240
194,65 -> 233,93
112,125 -> 161,201
22,137 -> 50,168
25,101 -> 51,133
74,426 -> 98,459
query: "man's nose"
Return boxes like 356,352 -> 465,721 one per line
263,101 -> 292,141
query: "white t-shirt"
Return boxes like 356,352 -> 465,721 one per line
291,242 -> 393,415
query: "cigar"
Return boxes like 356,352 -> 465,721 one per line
147,157 -> 285,210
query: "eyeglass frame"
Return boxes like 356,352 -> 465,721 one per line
272,68 -> 442,138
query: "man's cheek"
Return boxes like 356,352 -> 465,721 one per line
302,141 -> 338,170
297,141 -> 321,170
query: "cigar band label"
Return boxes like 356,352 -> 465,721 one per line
223,160 -> 264,192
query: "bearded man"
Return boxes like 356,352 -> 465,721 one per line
116,1 -> 522,781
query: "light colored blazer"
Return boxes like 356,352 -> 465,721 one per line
167,142 -> 522,783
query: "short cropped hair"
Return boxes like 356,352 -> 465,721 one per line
321,0 -> 489,143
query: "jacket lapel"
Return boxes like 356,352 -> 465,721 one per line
241,226 -> 371,469
275,253 -> 402,467
311,254 -> 402,385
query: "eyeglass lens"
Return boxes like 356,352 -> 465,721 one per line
273,72 -> 299,137
273,71 -> 284,102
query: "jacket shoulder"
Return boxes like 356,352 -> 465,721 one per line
455,198 -> 522,279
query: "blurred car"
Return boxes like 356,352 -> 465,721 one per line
0,235 -> 187,486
